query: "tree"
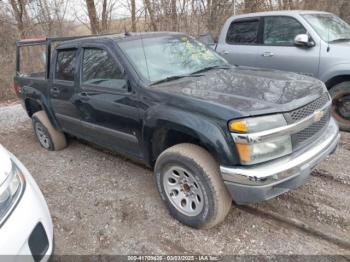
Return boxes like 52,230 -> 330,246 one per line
27,0 -> 69,36
204,0 -> 236,37
84,0 -> 116,34
101,0 -> 108,32
244,0 -> 266,12
131,0 -> 136,31
338,0 -> 350,23
171,0 -> 177,31
10,0 -> 27,38
144,0 -> 157,31
85,0 -> 99,34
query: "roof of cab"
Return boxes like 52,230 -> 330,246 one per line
57,31 -> 185,48
229,10 -> 332,19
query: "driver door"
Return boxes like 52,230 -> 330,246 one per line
256,16 -> 320,77
74,44 -> 142,158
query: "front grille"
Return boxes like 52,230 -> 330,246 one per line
286,93 -> 330,123
291,110 -> 330,150
284,93 -> 331,151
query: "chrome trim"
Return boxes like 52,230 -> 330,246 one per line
221,117 -> 339,185
231,101 -> 331,144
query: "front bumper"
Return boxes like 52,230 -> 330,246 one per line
0,152 -> 53,262
220,117 -> 340,205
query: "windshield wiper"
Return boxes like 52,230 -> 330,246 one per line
151,74 -> 202,86
190,65 -> 230,75
150,65 -> 230,86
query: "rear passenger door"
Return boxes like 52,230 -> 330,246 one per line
216,18 -> 260,66
50,48 -> 82,135
75,45 -> 142,158
256,16 -> 320,77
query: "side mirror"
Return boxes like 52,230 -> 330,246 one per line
198,33 -> 217,49
294,34 -> 315,48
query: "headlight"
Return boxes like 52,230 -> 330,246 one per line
0,159 -> 25,226
235,136 -> 292,165
229,114 -> 292,165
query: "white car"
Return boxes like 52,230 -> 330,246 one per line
0,145 -> 53,261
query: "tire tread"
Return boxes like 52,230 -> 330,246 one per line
156,143 -> 232,228
32,111 -> 67,151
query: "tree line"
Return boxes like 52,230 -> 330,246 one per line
3,0 -> 350,39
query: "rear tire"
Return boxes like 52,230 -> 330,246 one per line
154,143 -> 232,229
329,82 -> 350,132
32,111 -> 67,151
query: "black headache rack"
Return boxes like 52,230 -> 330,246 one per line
15,33 -> 120,79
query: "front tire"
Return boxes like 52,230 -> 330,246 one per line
32,111 -> 67,151
154,143 -> 232,229
329,82 -> 350,131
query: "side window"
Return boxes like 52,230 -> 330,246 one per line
19,45 -> 46,79
55,49 -> 76,81
226,20 -> 260,44
82,48 -> 126,90
263,16 -> 307,45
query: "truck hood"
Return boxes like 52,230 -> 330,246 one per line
150,66 -> 326,116
330,41 -> 350,48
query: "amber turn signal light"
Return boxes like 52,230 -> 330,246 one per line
229,120 -> 247,133
235,143 -> 251,163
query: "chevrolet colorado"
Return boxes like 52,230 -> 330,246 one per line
14,32 -> 340,228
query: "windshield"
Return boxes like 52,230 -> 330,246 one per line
117,35 -> 228,83
303,13 -> 350,42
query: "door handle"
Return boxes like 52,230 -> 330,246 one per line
51,87 -> 60,93
51,87 -> 60,97
261,52 -> 274,57
79,92 -> 90,101
221,50 -> 229,55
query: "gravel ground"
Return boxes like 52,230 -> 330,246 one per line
0,103 -> 349,255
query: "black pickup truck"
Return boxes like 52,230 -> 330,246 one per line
15,32 -> 340,229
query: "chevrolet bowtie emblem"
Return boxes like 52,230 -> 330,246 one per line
314,110 -> 325,122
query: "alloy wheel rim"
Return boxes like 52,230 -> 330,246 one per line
163,166 -> 204,217
35,123 -> 50,149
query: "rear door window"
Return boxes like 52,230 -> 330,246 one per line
55,49 -> 77,81
226,20 -> 260,44
263,16 -> 306,45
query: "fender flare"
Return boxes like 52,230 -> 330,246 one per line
320,64 -> 350,87
142,105 -> 239,167
22,86 -> 61,130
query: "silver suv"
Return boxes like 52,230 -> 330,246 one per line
216,11 -> 350,131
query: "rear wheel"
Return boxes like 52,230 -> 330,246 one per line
32,111 -> 67,151
330,82 -> 350,132
155,143 -> 232,229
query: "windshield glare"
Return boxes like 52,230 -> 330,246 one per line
303,13 -> 350,42
117,35 -> 228,82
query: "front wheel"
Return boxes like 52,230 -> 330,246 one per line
329,82 -> 350,132
154,143 -> 232,229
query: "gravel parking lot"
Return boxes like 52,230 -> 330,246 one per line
0,103 -> 349,255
